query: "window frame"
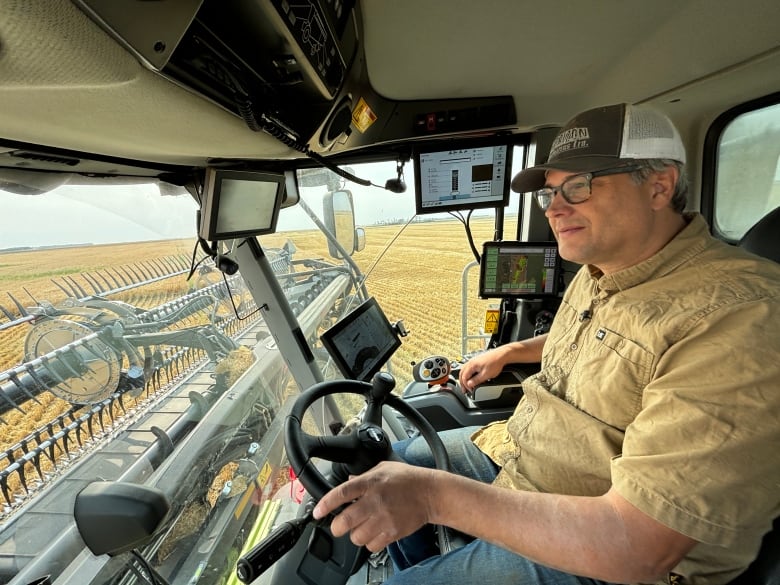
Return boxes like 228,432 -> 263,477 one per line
701,91 -> 780,242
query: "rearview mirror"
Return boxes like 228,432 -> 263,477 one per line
74,481 -> 170,556
323,190 -> 357,258
355,226 -> 366,252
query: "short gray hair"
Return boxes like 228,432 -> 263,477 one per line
629,159 -> 688,213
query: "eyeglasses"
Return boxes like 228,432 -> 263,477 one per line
532,165 -> 642,211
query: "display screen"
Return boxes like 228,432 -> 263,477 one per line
479,241 -> 561,298
414,138 -> 512,215
198,168 -> 285,241
320,297 -> 401,382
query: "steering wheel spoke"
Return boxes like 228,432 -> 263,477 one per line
307,432 -> 362,462
284,373 -> 461,556
285,374 -> 450,500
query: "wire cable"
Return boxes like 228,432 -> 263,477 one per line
221,270 -> 262,321
186,239 -> 213,281
131,550 -> 161,585
356,214 -> 418,293
448,210 -> 481,264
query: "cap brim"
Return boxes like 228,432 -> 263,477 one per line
510,155 -> 629,193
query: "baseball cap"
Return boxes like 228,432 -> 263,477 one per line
511,103 -> 686,193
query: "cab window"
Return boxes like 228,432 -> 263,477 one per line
713,100 -> 780,240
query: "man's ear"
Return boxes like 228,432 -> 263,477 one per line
649,165 -> 679,210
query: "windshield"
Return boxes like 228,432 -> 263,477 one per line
0,181 -> 283,584
272,161 -> 510,388
0,155 -> 521,585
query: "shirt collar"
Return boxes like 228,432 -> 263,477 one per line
589,213 -> 711,293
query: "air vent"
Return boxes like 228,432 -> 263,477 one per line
11,150 -> 80,166
320,97 -> 353,147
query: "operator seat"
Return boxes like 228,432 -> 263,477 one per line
737,205 -> 780,262
726,206 -> 780,585
728,516 -> 779,585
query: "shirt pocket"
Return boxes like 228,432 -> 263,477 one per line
542,300 -> 579,362
568,327 -> 655,430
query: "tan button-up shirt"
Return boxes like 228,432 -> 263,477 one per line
472,214 -> 780,585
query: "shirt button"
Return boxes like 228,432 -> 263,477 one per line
525,405 -> 533,413
570,343 -> 578,350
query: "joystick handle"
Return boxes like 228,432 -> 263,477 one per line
412,356 -> 451,385
370,371 -> 396,400
236,512 -> 312,582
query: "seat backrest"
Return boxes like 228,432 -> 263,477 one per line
728,207 -> 780,584
727,516 -> 780,585
738,206 -> 780,263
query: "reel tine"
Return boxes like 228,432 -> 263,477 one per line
6,292 -> 29,317
126,264 -> 143,284
40,356 -> 67,385
118,265 -> 135,286
22,287 -> 40,306
105,269 -> 122,289
9,372 -> 42,405
0,302 -> 14,321
64,276 -> 88,298
114,266 -> 133,286
0,388 -> 24,414
50,279 -> 73,298
81,272 -> 103,295
135,263 -> 152,281
95,271 -> 113,292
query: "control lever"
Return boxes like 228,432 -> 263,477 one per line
236,510 -> 313,583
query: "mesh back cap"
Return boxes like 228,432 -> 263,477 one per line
511,103 -> 686,193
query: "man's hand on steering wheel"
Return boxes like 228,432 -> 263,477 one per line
284,372 -> 457,554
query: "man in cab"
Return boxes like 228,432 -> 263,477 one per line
314,103 -> 780,585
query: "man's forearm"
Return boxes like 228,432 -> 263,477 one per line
459,333 -> 548,391
429,469 -> 695,583
498,333 -> 547,364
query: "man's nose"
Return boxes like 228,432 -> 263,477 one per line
544,189 -> 568,217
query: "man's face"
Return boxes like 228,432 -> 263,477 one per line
543,168 -> 667,274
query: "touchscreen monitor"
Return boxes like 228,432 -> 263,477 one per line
479,241 -> 561,299
320,297 -> 401,381
413,137 -> 512,215
198,168 -> 284,241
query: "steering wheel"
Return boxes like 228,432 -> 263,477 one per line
285,372 -> 461,552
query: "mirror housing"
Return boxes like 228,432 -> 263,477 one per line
74,481 -> 170,556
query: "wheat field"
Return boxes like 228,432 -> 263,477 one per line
262,217 -> 499,386
0,218 -> 499,444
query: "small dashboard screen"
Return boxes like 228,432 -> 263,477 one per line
198,168 -> 284,241
414,138 -> 512,215
320,297 -> 401,381
479,241 -> 561,299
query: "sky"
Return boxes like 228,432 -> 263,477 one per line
0,183 -> 199,249
0,156 -> 524,250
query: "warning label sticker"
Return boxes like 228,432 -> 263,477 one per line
484,309 -> 499,334
352,97 -> 377,133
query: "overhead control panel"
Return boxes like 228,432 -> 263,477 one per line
73,0 -> 358,147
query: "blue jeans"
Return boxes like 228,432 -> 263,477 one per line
386,426 -> 614,585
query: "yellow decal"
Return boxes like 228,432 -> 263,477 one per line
484,309 -> 499,334
257,461 -> 273,487
352,97 -> 377,133
234,461 -> 274,519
